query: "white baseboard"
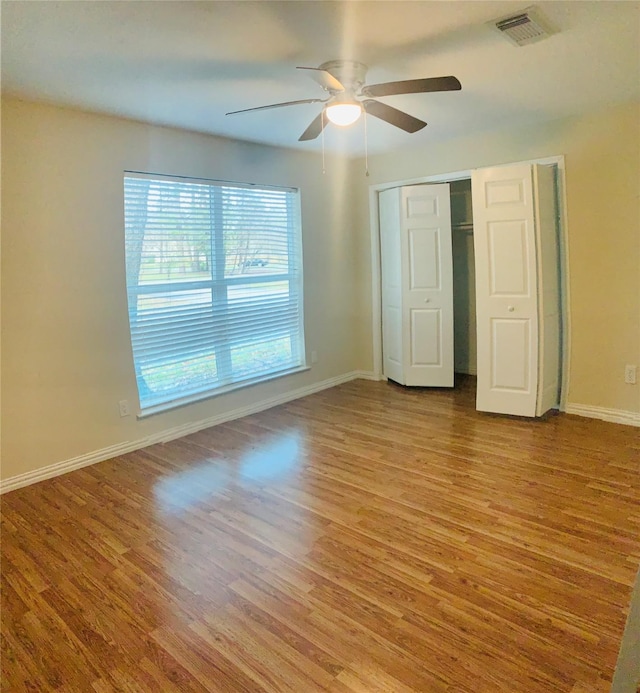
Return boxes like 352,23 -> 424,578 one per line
353,370 -> 383,381
0,370 -> 370,495
0,440 -> 155,496
564,403 -> 640,427
12,376 -> 632,495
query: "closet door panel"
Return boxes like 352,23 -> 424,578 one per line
533,164 -> 561,415
380,188 -> 405,384
472,164 -> 539,416
401,184 -> 453,387
408,227 -> 440,290
490,318 -> 531,391
410,308 -> 442,366
487,220 -> 531,296
379,184 -> 454,388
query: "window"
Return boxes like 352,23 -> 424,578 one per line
124,173 -> 305,414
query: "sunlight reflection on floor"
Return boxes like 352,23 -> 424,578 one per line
153,461 -> 230,514
240,433 -> 301,481
153,432 -> 302,514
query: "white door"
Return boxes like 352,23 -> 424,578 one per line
472,163 -> 559,416
380,187 -> 405,384
380,184 -> 454,387
533,164 -> 561,416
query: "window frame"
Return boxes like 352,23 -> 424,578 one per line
123,171 -> 307,417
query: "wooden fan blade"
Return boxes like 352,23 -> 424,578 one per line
363,100 -> 426,133
361,76 -> 461,98
299,112 -> 327,141
296,66 -> 345,92
226,98 -> 326,115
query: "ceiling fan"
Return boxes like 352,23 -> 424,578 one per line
226,60 -> 462,142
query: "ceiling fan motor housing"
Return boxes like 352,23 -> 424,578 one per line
318,60 -> 368,93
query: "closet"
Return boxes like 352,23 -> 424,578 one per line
379,162 -> 561,418
450,179 -> 477,377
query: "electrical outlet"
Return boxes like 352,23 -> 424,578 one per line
118,399 -> 130,417
624,365 -> 637,385
311,350 -> 318,364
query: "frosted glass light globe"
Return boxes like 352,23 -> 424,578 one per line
325,103 -> 362,127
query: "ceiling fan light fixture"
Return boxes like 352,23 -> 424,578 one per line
325,101 -> 362,127
228,60 -> 462,142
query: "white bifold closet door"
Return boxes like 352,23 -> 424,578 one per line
472,163 -> 560,417
380,184 -> 454,387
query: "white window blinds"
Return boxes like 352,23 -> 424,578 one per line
124,173 -> 305,413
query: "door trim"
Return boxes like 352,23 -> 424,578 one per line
368,155 -> 571,411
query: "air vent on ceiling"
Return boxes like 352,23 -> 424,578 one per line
492,6 -> 556,46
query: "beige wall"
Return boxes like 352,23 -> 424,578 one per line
2,98 -> 639,484
1,99 -> 361,481
354,101 -> 640,415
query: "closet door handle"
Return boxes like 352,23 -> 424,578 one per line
508,305 -> 515,312
424,298 -> 431,303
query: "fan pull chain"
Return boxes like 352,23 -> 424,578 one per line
321,110 -> 326,174
364,108 -> 370,177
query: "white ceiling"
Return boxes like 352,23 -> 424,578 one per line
2,1 -> 639,156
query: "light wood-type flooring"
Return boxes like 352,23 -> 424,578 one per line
2,377 -> 639,692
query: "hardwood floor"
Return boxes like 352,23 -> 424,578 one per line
2,377 -> 639,692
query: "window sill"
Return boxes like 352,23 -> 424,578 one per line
136,365 -> 311,419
